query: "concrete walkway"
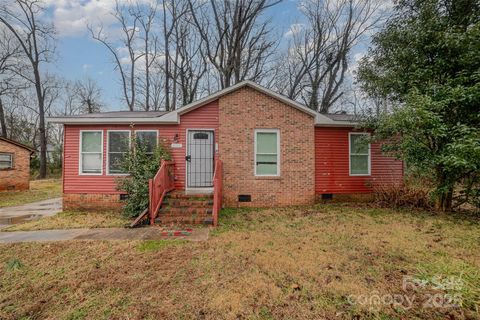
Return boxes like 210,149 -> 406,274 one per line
0,227 -> 209,243
0,198 -> 62,229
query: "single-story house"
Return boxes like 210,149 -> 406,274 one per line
0,137 -> 35,191
48,81 -> 403,224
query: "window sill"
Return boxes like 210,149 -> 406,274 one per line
0,168 -> 14,171
254,176 -> 282,180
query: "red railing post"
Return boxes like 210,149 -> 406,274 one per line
212,159 -> 223,227
148,160 -> 175,225
148,178 -> 154,224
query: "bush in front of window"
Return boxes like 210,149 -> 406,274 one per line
115,141 -> 171,218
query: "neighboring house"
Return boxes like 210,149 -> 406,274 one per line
0,137 -> 35,192
48,81 -> 403,222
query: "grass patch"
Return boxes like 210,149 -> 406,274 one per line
3,210 -> 130,231
5,258 -> 24,271
0,204 -> 479,319
0,179 -> 61,208
137,240 -> 187,252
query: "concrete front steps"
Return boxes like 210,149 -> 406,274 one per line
155,191 -> 214,225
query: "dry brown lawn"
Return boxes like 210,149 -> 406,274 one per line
0,204 -> 479,319
0,179 -> 62,208
3,210 -> 131,231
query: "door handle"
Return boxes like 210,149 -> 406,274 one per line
185,155 -> 191,162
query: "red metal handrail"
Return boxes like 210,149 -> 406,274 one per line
212,159 -> 223,226
149,160 -> 175,224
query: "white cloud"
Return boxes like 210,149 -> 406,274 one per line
46,0 -> 156,37
284,23 -> 304,38
349,51 -> 365,76
82,63 -> 92,71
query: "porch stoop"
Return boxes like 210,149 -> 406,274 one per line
155,190 -> 214,225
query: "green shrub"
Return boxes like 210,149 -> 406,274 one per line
116,142 -> 171,218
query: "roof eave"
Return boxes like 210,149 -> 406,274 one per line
0,137 -> 36,153
46,117 -> 179,125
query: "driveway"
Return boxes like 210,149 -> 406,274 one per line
0,198 -> 62,229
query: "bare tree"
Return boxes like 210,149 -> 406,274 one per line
188,0 -> 280,89
159,0 -> 190,110
170,3 -> 208,105
0,27 -> 22,137
0,0 -> 56,178
131,2 -> 159,111
89,1 -> 144,111
74,77 -> 103,114
277,0 -> 383,113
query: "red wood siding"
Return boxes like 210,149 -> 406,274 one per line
63,101 -> 219,194
315,127 -> 403,194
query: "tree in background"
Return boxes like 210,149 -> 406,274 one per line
358,0 -> 480,211
89,1 -> 145,112
74,78 -> 103,114
0,0 -> 56,179
188,0 -> 280,89
0,27 -> 23,138
275,0 -> 384,113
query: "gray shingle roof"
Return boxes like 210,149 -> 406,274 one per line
69,111 -> 168,118
323,113 -> 358,122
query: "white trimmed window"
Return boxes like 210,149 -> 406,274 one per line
135,130 -> 158,155
0,153 -> 13,169
80,131 -> 103,175
349,132 -> 371,176
255,129 -> 280,176
107,130 -> 131,175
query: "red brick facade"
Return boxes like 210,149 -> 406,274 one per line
0,139 -> 31,191
218,86 -> 316,207
63,193 -> 124,211
59,83 -> 403,211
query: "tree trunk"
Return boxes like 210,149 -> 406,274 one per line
0,96 -> 7,137
435,171 -> 454,212
308,82 -> 319,111
33,67 -> 47,179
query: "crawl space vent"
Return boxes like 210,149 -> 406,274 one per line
238,195 -> 252,202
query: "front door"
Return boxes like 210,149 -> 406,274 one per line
186,130 -> 214,188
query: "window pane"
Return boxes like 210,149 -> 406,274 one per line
136,131 -> 157,153
256,154 -> 277,165
109,153 -> 125,174
256,163 -> 277,175
0,161 -> 12,169
82,132 -> 102,152
109,131 -> 130,152
351,155 -> 369,174
257,132 -> 277,154
350,134 -> 369,154
0,153 -> 11,161
82,153 -> 101,173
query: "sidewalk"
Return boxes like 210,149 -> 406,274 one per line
0,227 -> 209,243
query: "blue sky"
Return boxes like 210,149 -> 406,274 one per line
47,0 -> 370,111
